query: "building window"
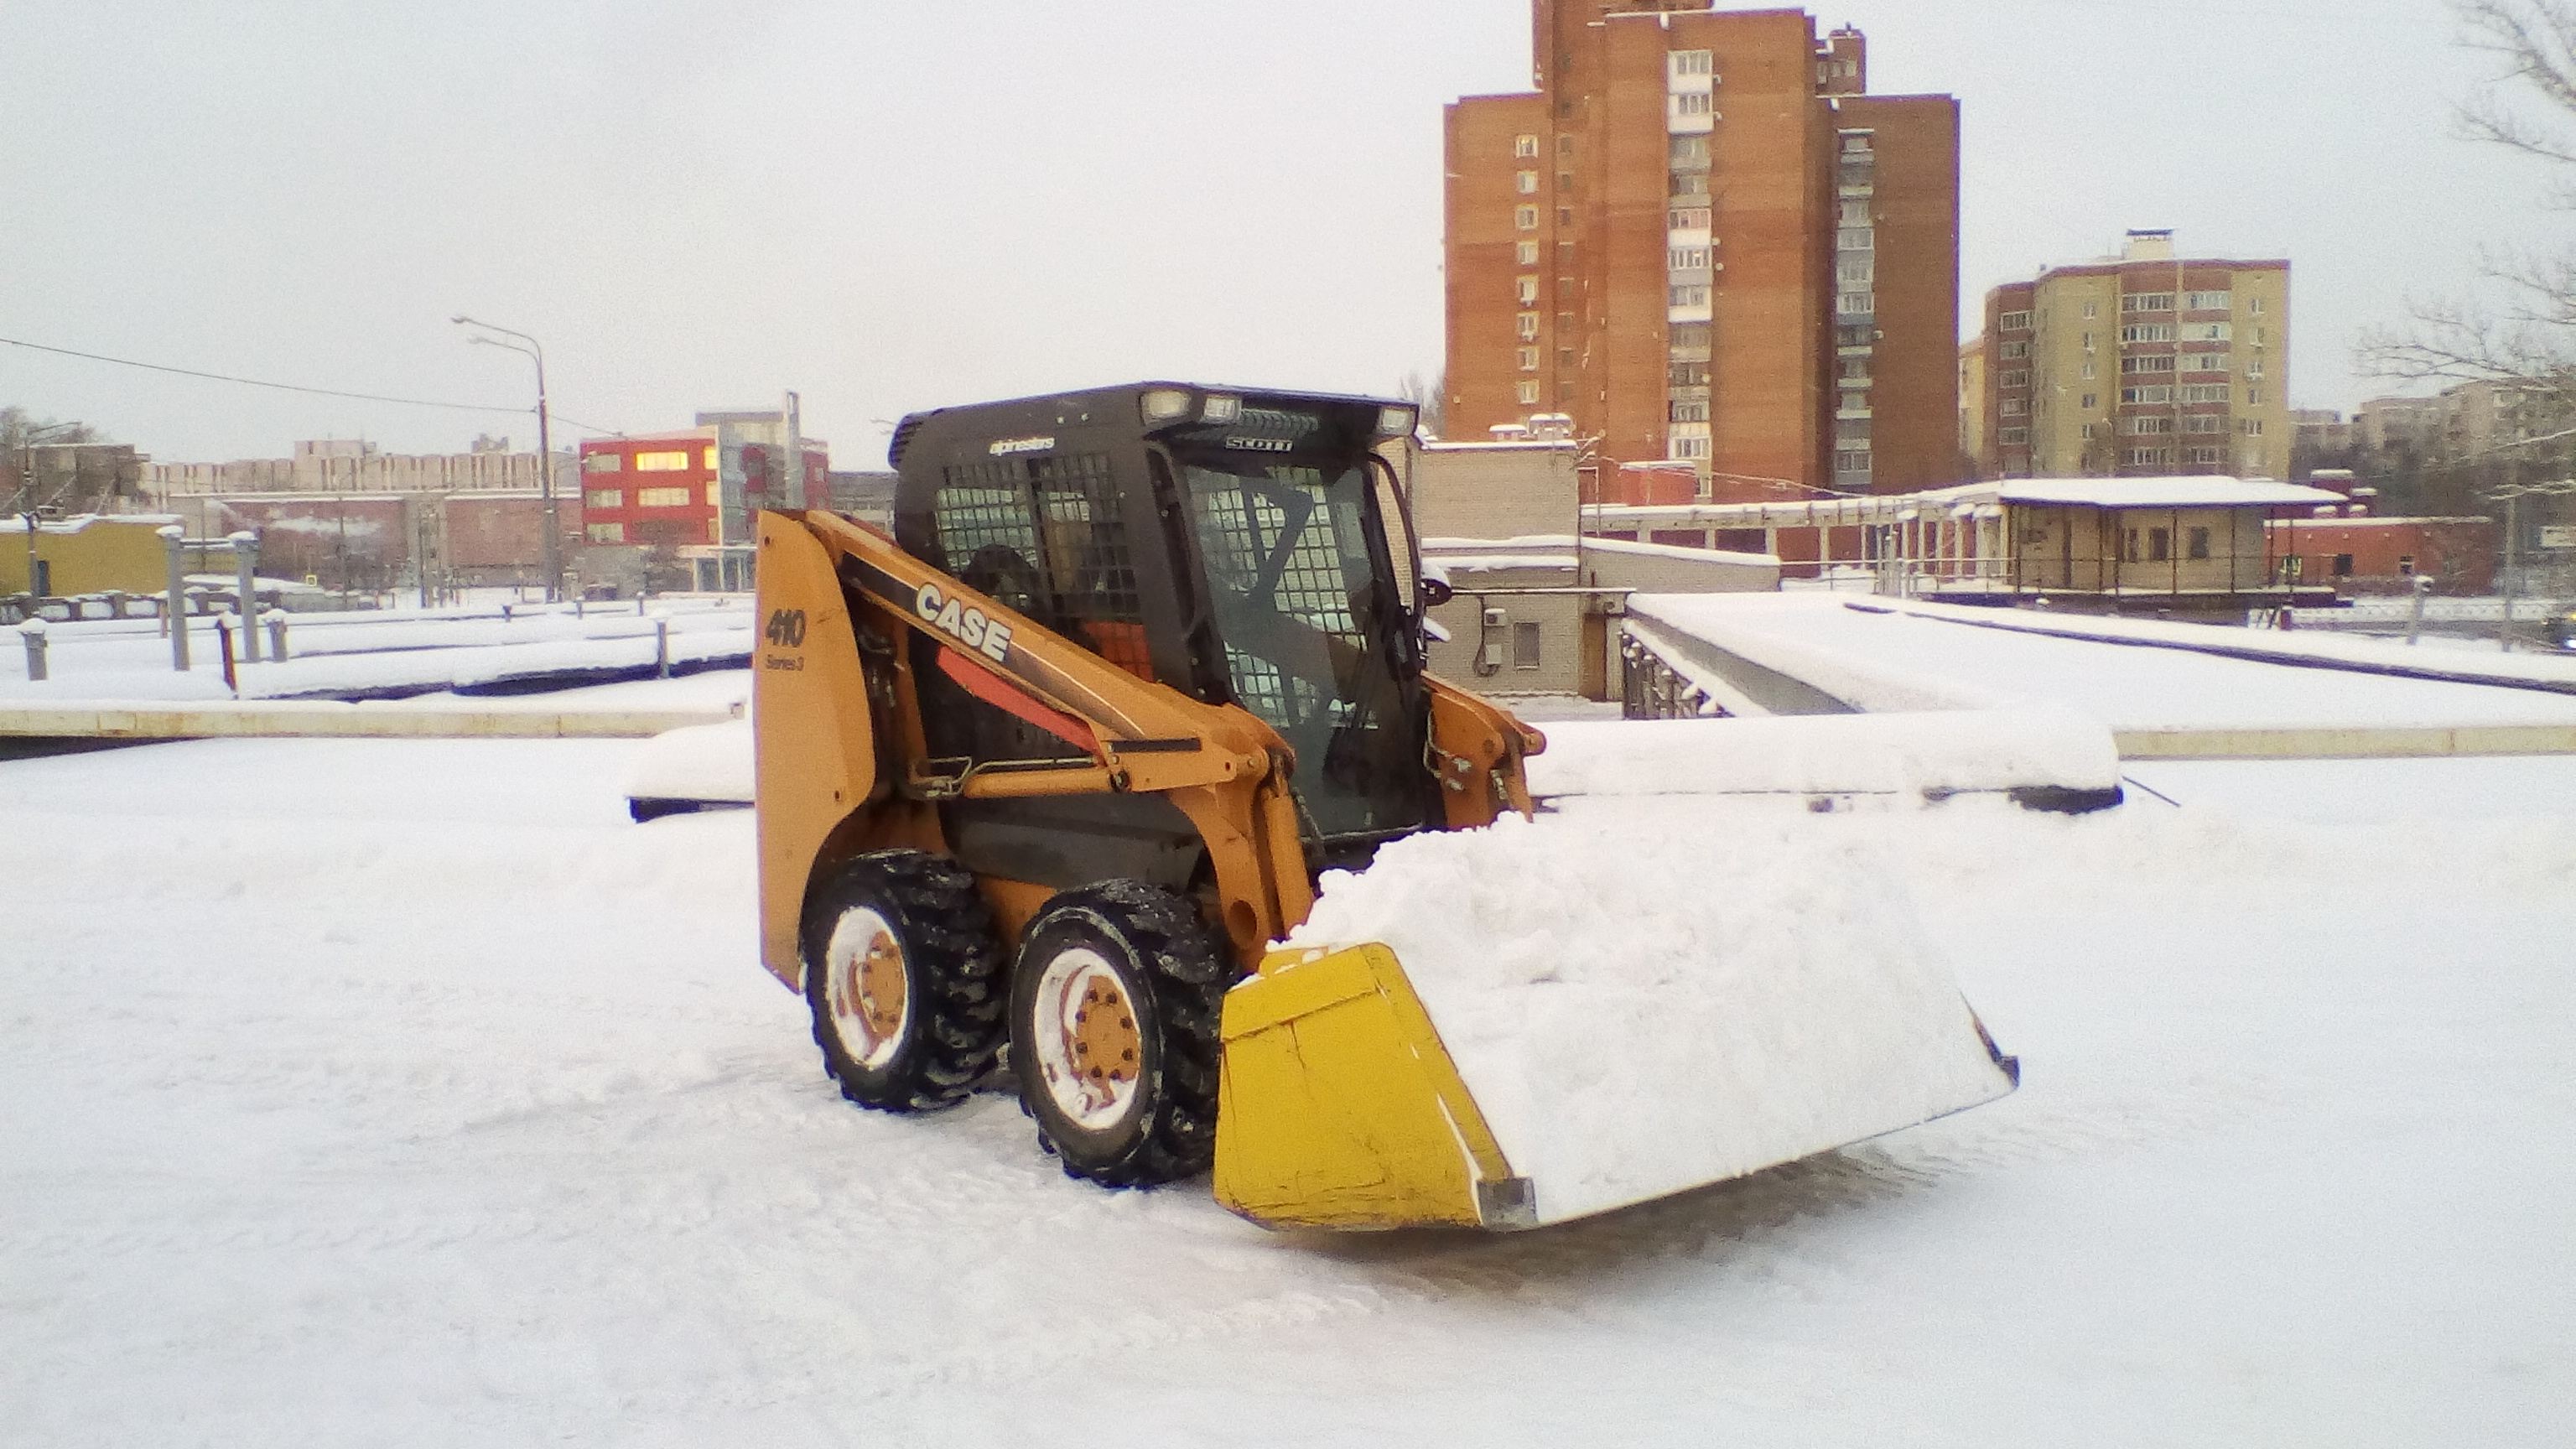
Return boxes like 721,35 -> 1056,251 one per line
2187,527 -> 2213,558
1515,134 -> 1540,158
2120,323 -> 2177,343
2000,340 -> 2029,360
1836,448 -> 1874,472
2398,554 -> 2417,575
1671,246 -> 1711,271
1837,228 -> 1874,251
1516,241 -> 1540,265
2246,356 -> 2266,378
2081,392 -> 2098,409
2082,361 -> 2097,380
2184,415 -> 2228,434
1518,346 -> 1541,371
1670,399 -> 1709,423
1558,134 -> 1575,155
2184,446 -> 2226,466
2122,293 -> 2175,313
634,450 -> 692,471
1672,435 -> 1712,459
2082,331 -> 2097,351
2148,527 -> 2172,562
2121,355 -> 2177,374
1558,207 -> 1575,226
2249,295 -> 2267,314
1998,370 -> 2030,388
636,486 -> 693,507
2332,553 -> 2355,577
1517,275 -> 1540,304
2241,418 -> 2266,436
1999,309 -> 2033,331
2124,447 -> 2172,467
2185,291 -> 2232,311
1999,398 -> 2027,417
1670,49 -> 1713,77
1517,381 -> 1541,405
1669,206 -> 1711,231
2083,302 -> 2099,319
1670,361 -> 1711,386
1998,427 -> 2029,444
2183,353 -> 2228,372
2183,322 -> 2232,343
2246,386 -> 2264,405
1517,312 -> 1541,340
1839,201 -> 1871,225
1671,284 -> 1711,307
1838,291 -> 1874,316
2124,416 -> 2174,435
1674,91 -> 1713,116
1511,621 -> 1543,670
2081,423 -> 2099,441
1557,170 -> 1573,191
582,453 -> 622,473
1838,258 -> 1875,286
586,522 -> 625,544
2121,386 -> 2174,404
1515,205 -> 1539,230
705,481 -> 722,506
2180,384 -> 2231,403
584,488 -> 621,509
1517,170 -> 1540,195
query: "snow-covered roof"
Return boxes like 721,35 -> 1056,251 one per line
1995,477 -> 2345,509
1582,536 -> 1777,568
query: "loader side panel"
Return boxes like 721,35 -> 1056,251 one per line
753,513 -> 887,989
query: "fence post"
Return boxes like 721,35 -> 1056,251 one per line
655,615 -> 671,678
263,608 -> 288,661
159,525 -> 190,672
18,618 -> 47,682
229,531 -> 261,662
2407,574 -> 2431,647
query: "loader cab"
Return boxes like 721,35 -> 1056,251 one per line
889,383 -> 1433,875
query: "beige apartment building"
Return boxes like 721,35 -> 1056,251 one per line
1967,231 -> 2289,480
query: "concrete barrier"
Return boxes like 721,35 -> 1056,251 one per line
2115,724 -> 2576,761
0,701 -> 739,740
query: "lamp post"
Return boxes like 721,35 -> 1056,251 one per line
452,316 -> 559,603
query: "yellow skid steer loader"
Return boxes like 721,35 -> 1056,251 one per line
750,383 -> 2018,1230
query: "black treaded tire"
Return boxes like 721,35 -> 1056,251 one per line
802,849 -> 1007,1112
1007,880 -> 1232,1187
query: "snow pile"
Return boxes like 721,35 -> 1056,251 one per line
1281,799 -> 2014,1223
1525,708 -> 2121,801
623,716 -> 756,804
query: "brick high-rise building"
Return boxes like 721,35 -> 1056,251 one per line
1969,231 -> 2291,480
1444,3 -> 1961,499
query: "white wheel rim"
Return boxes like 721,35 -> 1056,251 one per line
1030,946 -> 1143,1130
823,906 -> 908,1070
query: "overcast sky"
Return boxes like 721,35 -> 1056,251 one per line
0,0 -> 2559,465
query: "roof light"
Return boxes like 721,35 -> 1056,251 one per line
1140,388 -> 1193,423
1374,404 -> 1419,439
1201,394 -> 1242,424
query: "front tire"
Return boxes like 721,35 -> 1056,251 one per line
802,850 -> 1006,1112
1008,881 -> 1233,1186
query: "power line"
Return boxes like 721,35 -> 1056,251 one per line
0,333 -> 627,438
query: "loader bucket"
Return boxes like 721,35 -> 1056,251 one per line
1211,801 -> 2020,1231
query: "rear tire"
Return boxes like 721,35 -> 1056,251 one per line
1008,881 -> 1232,1186
802,850 -> 1006,1112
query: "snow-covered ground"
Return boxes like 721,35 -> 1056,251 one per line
5,716 -> 2572,1445
1633,593 -> 2576,728
1,598 -> 755,703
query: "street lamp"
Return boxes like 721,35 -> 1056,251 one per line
452,315 -> 560,603
15,421 -> 84,604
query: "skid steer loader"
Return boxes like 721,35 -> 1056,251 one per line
750,382 -> 2018,1231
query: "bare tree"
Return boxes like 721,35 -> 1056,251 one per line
1394,369 -> 1445,439
2357,2 -> 2576,395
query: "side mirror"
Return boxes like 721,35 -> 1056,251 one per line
1420,576 -> 1453,607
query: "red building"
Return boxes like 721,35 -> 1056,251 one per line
2268,516 -> 2496,595
578,428 -> 828,552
